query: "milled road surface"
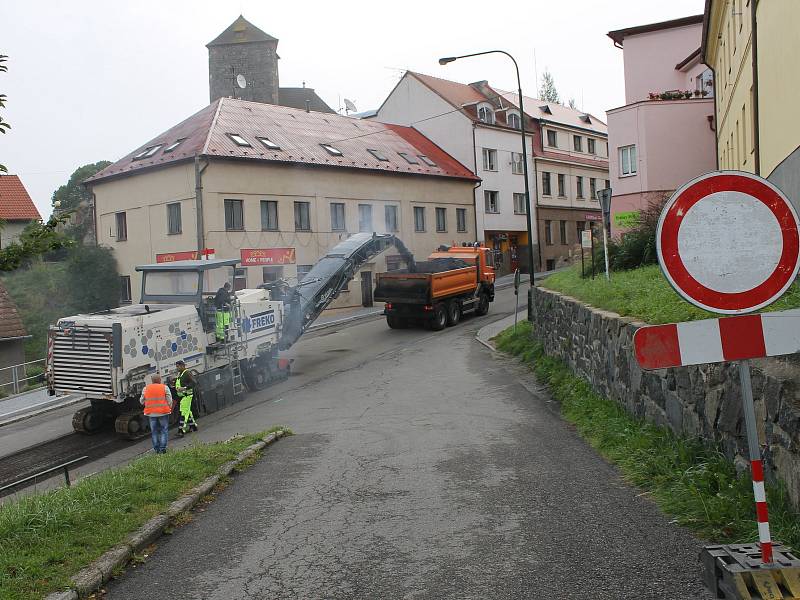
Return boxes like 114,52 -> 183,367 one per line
107,302 -> 711,599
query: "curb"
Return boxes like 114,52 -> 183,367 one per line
0,395 -> 82,429
44,429 -> 287,600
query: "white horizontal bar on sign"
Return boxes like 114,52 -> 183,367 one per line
761,309 -> 800,357
676,319 -> 723,366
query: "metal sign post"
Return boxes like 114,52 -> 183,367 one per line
513,268 -> 521,332
597,188 -> 612,281
633,171 -> 800,591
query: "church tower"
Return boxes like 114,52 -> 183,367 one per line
207,16 -> 279,105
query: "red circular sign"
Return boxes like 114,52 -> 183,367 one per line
656,171 -> 800,314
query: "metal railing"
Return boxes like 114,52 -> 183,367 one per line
0,358 -> 46,397
0,455 -> 88,494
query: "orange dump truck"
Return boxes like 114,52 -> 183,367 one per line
374,245 -> 496,330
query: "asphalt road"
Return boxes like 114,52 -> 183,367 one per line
107,290 -> 711,599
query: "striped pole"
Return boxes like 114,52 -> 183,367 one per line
739,360 -> 773,563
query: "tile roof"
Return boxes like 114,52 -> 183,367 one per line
206,15 -> 277,47
410,72 -> 487,108
88,97 -> 478,184
0,281 -> 27,340
278,87 -> 335,114
0,175 -> 42,221
492,90 -> 608,135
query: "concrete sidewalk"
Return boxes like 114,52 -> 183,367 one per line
0,388 -> 78,426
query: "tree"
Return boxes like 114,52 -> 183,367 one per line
568,98 -> 577,109
52,161 -> 111,243
0,54 -> 9,174
0,214 -> 74,272
539,69 -> 561,104
64,244 -> 120,312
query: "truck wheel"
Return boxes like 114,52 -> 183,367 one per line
446,301 -> 461,326
430,304 -> 447,331
476,293 -> 490,316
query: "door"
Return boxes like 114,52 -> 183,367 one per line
361,271 -> 373,307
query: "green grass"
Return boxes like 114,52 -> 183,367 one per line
0,426 -> 290,600
494,322 -> 800,549
542,264 -> 800,324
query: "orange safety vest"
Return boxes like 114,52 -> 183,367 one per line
142,383 -> 171,416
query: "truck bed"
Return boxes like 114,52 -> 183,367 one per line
374,265 -> 478,304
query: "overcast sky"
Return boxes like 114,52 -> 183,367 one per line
1,0 -> 703,218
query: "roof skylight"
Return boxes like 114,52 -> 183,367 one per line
320,143 -> 343,156
133,144 -> 163,160
397,152 -> 419,165
227,133 -> 251,147
257,137 -> 281,150
367,149 -> 389,161
418,155 -> 437,167
162,139 -> 185,153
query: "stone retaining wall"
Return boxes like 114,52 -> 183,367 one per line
531,286 -> 800,507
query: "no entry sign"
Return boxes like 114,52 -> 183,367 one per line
657,171 -> 800,314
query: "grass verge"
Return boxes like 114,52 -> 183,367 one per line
0,426 -> 291,600
542,265 -> 800,324
494,322 -> 800,549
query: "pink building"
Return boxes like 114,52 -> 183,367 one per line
606,15 -> 716,236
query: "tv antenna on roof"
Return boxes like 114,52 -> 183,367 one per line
344,98 -> 357,115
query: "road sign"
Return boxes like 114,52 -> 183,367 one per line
580,230 -> 592,249
657,171 -> 800,315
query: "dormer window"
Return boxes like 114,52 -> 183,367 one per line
477,104 -> 495,124
507,111 -> 521,130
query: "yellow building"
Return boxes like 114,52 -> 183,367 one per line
703,0 -> 800,188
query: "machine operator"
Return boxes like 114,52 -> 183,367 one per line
174,360 -> 198,436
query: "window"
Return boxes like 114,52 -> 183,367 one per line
542,172 -> 552,196
294,201 -> 311,231
385,205 -> 399,232
297,265 -> 313,282
414,206 -> 425,232
163,139 -> 185,153
358,204 -> 373,232
587,138 -> 596,154
167,202 -> 182,234
576,176 -> 584,199
120,276 -> 132,304
436,207 -> 447,232
477,104 -> 495,124
547,130 -> 557,147
456,208 -> 467,232
262,266 -> 283,283
544,220 -> 553,245
559,220 -> 567,245
257,137 -> 281,150
367,149 -> 389,161
573,136 -> 583,152
398,152 -> 418,164
320,143 -> 343,156
590,178 -> 597,200
261,200 -> 278,231
482,148 -> 497,171
224,199 -> 244,231
619,145 -> 637,176
513,193 -> 527,214
576,221 -> 585,240
227,133 -> 251,147
418,155 -> 437,167
511,152 -> 524,175
507,112 -> 521,129
331,202 -> 345,231
605,179 -> 610,189
558,174 -> 566,197
484,191 -> 499,214
546,259 -> 555,271
115,212 -> 127,241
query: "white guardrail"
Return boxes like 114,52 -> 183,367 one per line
0,358 -> 46,397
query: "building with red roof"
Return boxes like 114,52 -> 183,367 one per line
87,97 -> 479,305
0,175 -> 42,249
374,71 -> 610,273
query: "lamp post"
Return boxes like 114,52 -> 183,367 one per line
439,51 -> 536,319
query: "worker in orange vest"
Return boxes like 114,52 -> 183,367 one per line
140,373 -> 174,454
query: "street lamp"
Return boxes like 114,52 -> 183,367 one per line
439,50 -> 536,319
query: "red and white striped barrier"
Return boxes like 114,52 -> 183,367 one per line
633,309 -> 800,370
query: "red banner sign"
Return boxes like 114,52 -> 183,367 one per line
240,248 -> 296,266
156,251 -> 199,263
585,213 -> 603,221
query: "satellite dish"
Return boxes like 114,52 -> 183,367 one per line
236,74 -> 247,89
344,98 -> 357,113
